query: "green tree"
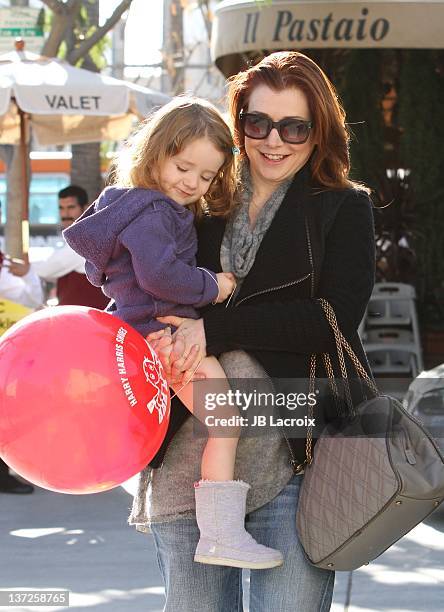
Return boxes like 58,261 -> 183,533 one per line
68,0 -> 103,203
398,50 -> 444,309
42,0 -> 134,204
1,0 -> 134,256
338,50 -> 385,191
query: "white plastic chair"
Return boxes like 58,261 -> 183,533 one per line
363,283 -> 424,374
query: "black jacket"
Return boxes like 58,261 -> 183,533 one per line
150,166 -> 376,468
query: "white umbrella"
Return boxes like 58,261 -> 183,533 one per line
0,40 -> 170,250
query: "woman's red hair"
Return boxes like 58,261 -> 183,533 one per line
228,51 -> 367,191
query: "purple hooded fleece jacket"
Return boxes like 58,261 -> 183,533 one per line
63,187 -> 218,336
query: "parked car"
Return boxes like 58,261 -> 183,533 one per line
403,363 -> 444,453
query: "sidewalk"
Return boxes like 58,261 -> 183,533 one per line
0,483 -> 164,611
331,510 -> 444,612
0,481 -> 443,611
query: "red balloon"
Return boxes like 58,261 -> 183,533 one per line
0,306 -> 170,494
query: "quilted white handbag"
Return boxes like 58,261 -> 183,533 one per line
296,299 -> 444,571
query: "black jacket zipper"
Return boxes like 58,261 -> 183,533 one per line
233,272 -> 313,473
233,272 -> 312,307
230,217 -> 315,472
258,364 -> 306,474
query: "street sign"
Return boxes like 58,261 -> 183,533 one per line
0,8 -> 43,54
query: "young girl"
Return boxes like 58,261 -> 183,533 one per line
64,97 -> 283,570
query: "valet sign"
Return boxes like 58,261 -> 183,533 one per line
0,8 -> 43,53
212,1 -> 444,65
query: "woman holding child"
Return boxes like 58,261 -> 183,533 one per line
69,50 -> 375,611
133,50 -> 376,611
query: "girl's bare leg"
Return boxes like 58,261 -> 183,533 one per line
172,356 -> 240,481
158,336 -> 283,569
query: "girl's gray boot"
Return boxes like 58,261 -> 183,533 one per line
193,479 -> 284,569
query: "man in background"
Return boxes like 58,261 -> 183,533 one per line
12,185 -> 108,309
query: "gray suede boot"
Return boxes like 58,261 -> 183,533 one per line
194,480 -> 284,569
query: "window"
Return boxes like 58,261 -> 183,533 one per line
0,173 -> 69,225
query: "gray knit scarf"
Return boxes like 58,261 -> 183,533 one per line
220,164 -> 293,279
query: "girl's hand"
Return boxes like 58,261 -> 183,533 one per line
146,327 -> 172,353
216,272 -> 236,303
146,327 -> 174,379
156,316 -> 207,385
147,328 -> 204,385
157,316 -> 207,357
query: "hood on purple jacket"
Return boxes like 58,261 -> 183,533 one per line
64,186 -> 184,286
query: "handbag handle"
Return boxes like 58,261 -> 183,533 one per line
304,298 -> 379,465
316,298 -> 379,395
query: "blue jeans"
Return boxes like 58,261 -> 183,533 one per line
151,474 -> 335,611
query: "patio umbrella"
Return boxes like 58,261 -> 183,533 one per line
0,40 -> 170,252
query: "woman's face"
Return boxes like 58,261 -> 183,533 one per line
244,84 -> 315,190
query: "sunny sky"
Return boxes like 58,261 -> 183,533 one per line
16,0 -> 164,71
100,0 -> 163,68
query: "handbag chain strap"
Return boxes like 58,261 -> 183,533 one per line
305,298 -> 379,465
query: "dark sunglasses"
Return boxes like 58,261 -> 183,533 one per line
239,111 -> 313,144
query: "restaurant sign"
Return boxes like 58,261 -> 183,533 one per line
212,1 -> 444,72
245,6 -> 390,45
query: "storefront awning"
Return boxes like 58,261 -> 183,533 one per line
212,0 -> 444,76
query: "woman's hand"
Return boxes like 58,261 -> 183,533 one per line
147,320 -> 206,386
147,327 -> 174,374
155,316 -> 207,385
157,316 -> 207,357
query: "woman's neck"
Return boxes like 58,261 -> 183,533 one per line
247,176 -> 276,228
249,174 -> 278,211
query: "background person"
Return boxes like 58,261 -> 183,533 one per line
10,185 -> 109,309
0,250 -> 42,494
132,51 -> 376,611
0,252 -> 43,311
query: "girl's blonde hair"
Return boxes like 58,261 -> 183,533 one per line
111,96 -> 237,219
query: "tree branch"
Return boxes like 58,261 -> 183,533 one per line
67,0 -> 133,65
41,0 -> 82,57
40,0 -> 63,16
198,1 -> 212,42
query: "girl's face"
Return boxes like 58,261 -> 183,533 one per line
244,84 -> 315,191
157,137 -> 225,207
